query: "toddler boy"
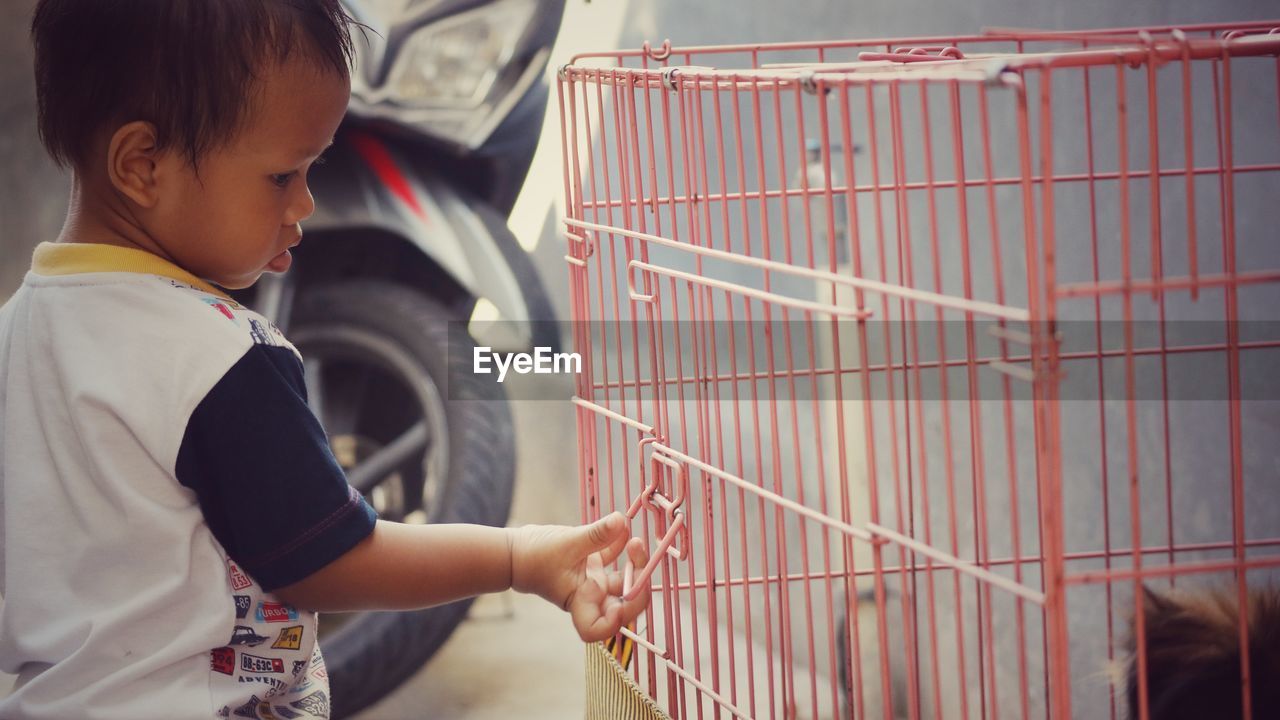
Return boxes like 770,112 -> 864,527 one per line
0,1 -> 648,717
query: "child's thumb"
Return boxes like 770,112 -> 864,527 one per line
578,512 -> 626,553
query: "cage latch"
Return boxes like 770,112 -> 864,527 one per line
621,442 -> 691,601
857,46 -> 965,63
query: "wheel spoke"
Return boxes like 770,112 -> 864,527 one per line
346,421 -> 429,493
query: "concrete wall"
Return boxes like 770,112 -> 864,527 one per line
0,0 -> 69,299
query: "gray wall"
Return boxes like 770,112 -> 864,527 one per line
1,0 -> 68,299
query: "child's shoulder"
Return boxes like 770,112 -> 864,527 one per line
25,270 -> 300,378
160,278 -> 296,355
8,272 -> 304,460
21,242 -> 296,359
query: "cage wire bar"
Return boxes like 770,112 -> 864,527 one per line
559,22 -> 1280,720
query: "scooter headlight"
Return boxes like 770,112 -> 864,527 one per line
348,0 -> 546,150
388,0 -> 536,109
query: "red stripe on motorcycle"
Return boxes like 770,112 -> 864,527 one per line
348,130 -> 428,222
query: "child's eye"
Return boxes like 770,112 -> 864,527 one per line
271,172 -> 296,188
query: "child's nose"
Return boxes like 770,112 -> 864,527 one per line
286,184 -> 317,225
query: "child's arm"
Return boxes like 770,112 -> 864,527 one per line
272,512 -> 650,642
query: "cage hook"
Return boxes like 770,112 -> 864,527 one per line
643,39 -> 673,62
620,444 -> 691,602
800,70 -> 821,95
626,260 -> 660,304
661,66 -> 682,92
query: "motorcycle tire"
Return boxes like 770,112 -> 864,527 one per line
288,280 -> 515,718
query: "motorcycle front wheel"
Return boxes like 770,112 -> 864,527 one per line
289,280 -> 515,718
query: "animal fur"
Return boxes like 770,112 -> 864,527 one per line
1124,584 -> 1280,720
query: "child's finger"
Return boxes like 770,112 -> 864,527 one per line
605,564 -> 625,596
619,583 -> 648,626
624,537 -> 648,570
584,549 -> 608,587
606,538 -> 648,596
597,526 -> 631,567
617,538 -> 651,621
575,597 -> 623,642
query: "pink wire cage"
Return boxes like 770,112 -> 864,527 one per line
558,21 -> 1280,720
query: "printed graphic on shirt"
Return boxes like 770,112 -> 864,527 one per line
167,278 -> 245,307
229,625 -> 270,647
203,297 -> 240,324
290,692 -> 329,717
257,601 -> 300,623
240,675 -> 289,695
213,557 -> 329,719
232,695 -> 262,718
212,648 -> 236,675
190,285 -> 293,352
241,653 -> 285,674
272,625 -> 304,650
309,649 -> 328,681
288,647 -> 328,696
228,561 -> 253,591
248,318 -> 273,346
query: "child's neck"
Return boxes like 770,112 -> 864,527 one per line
56,175 -> 178,267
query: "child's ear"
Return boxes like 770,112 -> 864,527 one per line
105,120 -> 163,208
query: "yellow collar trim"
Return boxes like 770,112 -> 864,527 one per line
31,242 -> 232,300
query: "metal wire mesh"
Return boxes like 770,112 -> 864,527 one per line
560,21 -> 1280,720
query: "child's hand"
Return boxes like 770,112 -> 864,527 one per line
509,512 -> 651,642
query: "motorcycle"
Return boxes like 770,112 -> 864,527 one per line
233,0 -> 565,714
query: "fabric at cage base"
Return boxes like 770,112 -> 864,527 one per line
584,641 -> 671,720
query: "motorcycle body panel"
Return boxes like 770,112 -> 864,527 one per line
300,127 -> 546,351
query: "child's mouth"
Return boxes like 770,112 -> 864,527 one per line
266,248 -> 292,273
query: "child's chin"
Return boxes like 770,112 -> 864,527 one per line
217,272 -> 261,291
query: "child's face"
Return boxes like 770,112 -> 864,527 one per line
149,56 -> 350,290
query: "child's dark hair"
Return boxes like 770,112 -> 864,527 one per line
1125,584 -> 1280,720
31,0 -> 358,171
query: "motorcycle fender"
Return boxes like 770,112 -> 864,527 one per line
306,130 -> 535,351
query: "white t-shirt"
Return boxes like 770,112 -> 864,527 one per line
0,243 -> 377,719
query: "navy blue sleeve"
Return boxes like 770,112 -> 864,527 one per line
175,343 -> 378,592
